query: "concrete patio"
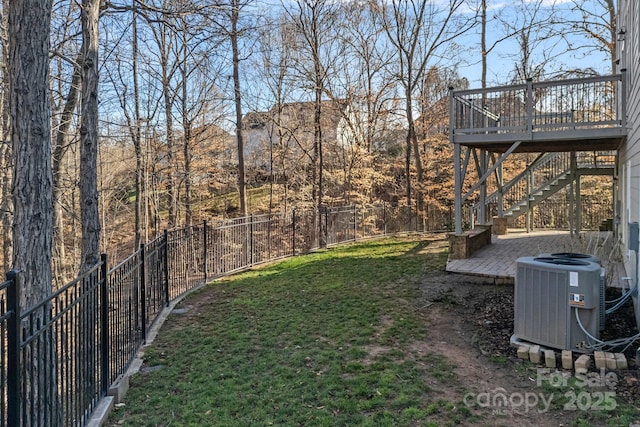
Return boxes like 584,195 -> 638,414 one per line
446,229 -> 626,286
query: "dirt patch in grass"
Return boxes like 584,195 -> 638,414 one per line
109,235 -> 640,427
415,262 -> 640,427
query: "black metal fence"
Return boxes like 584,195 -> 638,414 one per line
507,199 -> 613,230
0,204 -> 426,426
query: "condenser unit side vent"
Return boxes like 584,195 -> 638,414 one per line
515,266 -> 568,349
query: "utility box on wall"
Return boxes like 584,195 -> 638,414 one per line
513,256 -> 602,352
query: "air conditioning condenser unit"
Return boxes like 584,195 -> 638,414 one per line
513,256 -> 601,352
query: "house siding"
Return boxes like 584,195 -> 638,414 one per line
617,0 -> 640,322
241,100 -> 353,172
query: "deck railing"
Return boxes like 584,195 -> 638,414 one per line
451,73 -> 626,140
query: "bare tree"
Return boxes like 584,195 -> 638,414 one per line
252,14 -> 298,212
282,0 -> 340,216
479,1 -> 614,83
510,0 -> 555,81
79,0 -> 101,272
126,9 -> 146,247
175,4 -> 231,225
176,10 -> 225,225
481,0 -> 487,88
230,0 -> 249,216
379,0 -> 475,207
203,0 -> 260,218
178,19 -> 197,225
564,0 -> 616,73
49,0 -> 83,284
52,57 -> 81,283
338,1 -> 396,154
477,1 -> 609,84
148,7 -> 181,227
74,0 -> 103,411
196,0 -> 253,218
326,1 -> 398,204
478,0 -> 536,85
103,6 -> 160,249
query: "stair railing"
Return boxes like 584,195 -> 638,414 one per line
474,149 -> 616,222
473,152 -> 569,218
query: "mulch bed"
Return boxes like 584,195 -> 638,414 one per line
471,285 -> 640,404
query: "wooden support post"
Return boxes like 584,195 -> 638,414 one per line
454,143 -> 462,233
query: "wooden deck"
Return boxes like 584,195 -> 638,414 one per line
446,230 -> 626,287
449,73 -> 627,153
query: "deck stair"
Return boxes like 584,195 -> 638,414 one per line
451,73 -> 626,234
476,151 -> 615,221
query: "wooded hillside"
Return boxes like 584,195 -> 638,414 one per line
0,0 -> 617,285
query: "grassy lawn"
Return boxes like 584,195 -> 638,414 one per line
108,236 -> 469,426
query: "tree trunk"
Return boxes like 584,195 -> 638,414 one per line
481,0 -> 487,89
405,107 -> 412,206
606,0 -> 616,73
79,0 -> 102,417
231,1 -> 247,217
183,125 -> 193,225
315,83 -> 323,213
314,85 -> 324,246
80,0 -> 101,273
407,102 -> 423,210
132,11 -> 143,247
9,0 -> 57,423
180,24 -> 193,226
162,70 -> 177,227
53,57 -> 81,285
10,0 -> 54,313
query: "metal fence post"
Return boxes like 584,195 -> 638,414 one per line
383,203 -> 387,235
164,230 -> 170,306
203,220 -> 208,280
140,243 -> 147,343
292,209 -> 297,256
267,213 -> 272,260
324,207 -> 329,247
250,215 -> 254,266
6,270 -> 20,427
99,253 -> 109,394
353,206 -> 357,241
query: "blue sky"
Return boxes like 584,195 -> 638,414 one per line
455,0 -> 613,87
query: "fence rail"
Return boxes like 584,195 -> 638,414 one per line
0,204 -> 430,426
